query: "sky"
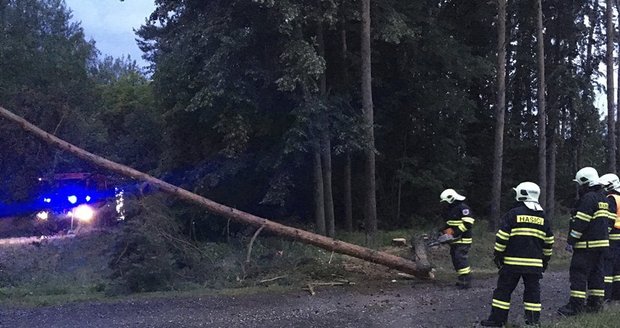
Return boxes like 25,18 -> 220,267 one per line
64,0 -> 156,68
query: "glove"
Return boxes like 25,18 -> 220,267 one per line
567,235 -> 577,247
493,255 -> 503,269
565,244 -> 573,253
542,261 -> 549,272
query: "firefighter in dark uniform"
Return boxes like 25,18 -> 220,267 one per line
599,173 -> 620,301
558,167 -> 610,315
480,182 -> 554,327
439,188 -> 475,289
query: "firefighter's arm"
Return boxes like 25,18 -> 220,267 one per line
451,224 -> 464,238
543,224 -> 554,266
493,212 -> 512,265
461,215 -> 475,233
443,219 -> 465,238
454,207 -> 474,236
567,196 -> 594,246
607,197 -> 617,231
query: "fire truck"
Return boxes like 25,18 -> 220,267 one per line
33,172 -> 125,233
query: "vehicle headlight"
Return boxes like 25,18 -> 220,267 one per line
36,211 -> 49,220
73,205 -> 94,222
68,195 -> 78,204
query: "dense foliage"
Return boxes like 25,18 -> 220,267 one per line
0,0 -> 614,241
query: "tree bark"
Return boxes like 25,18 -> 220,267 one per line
313,144 -> 326,236
361,0 -> 377,241
396,133 -> 407,224
0,106 -> 432,278
317,18 -> 335,238
340,7 -> 353,233
546,31 -> 559,222
575,0 -> 596,174
344,154 -> 353,232
614,0 -> 620,165
491,0 -> 507,231
548,130 -> 557,221
607,0 -> 617,172
321,137 -> 335,237
536,0 -> 547,210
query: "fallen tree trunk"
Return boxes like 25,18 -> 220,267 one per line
0,106 -> 432,278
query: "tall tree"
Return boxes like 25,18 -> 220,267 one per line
536,0 -> 547,209
616,0 -> 620,167
339,2 -> 353,232
93,56 -> 160,172
0,0 -> 99,202
316,15 -> 335,237
491,0 -> 507,229
607,0 -> 616,172
313,144 -> 326,235
361,0 -> 377,240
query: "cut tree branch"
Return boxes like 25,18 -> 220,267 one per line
246,225 -> 265,264
0,106 -> 432,278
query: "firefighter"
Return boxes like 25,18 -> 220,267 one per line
439,188 -> 475,289
480,182 -> 554,327
598,173 -> 620,301
558,167 -> 610,316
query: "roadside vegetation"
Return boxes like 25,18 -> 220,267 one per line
4,202 -> 618,327
0,200 -> 573,308
543,304 -> 620,328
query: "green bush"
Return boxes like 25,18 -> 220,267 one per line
107,196 -> 179,294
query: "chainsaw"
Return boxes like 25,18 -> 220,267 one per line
426,227 -> 460,247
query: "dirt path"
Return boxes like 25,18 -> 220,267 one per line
1,271 -> 570,328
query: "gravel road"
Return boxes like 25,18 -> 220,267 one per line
0,271 -> 572,328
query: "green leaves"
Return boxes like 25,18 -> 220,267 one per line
276,40 -> 326,93
0,0 -> 99,201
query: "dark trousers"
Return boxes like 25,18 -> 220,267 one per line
488,269 -> 542,324
604,246 -> 620,300
569,248 -> 605,306
450,244 -> 471,277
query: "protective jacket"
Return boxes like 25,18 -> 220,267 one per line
567,188 -> 610,249
494,202 -> 554,273
607,194 -> 620,245
442,201 -> 475,245
605,193 -> 620,300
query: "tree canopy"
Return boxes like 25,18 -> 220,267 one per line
0,0 -> 615,237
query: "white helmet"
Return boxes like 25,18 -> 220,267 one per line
513,182 -> 540,202
599,173 -> 620,192
573,167 -> 600,186
440,189 -> 466,204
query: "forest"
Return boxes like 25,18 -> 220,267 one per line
0,0 -> 616,243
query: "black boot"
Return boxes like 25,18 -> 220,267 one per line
585,296 -> 603,313
456,274 -> 471,289
480,319 -> 504,327
557,298 -> 584,316
524,310 -> 540,327
481,308 -> 507,327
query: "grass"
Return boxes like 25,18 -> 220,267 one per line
542,303 -> 620,327
0,219 -> 578,308
3,215 -> 618,327
1,222 -> 618,327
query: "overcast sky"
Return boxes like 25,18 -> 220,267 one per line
64,0 -> 156,68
